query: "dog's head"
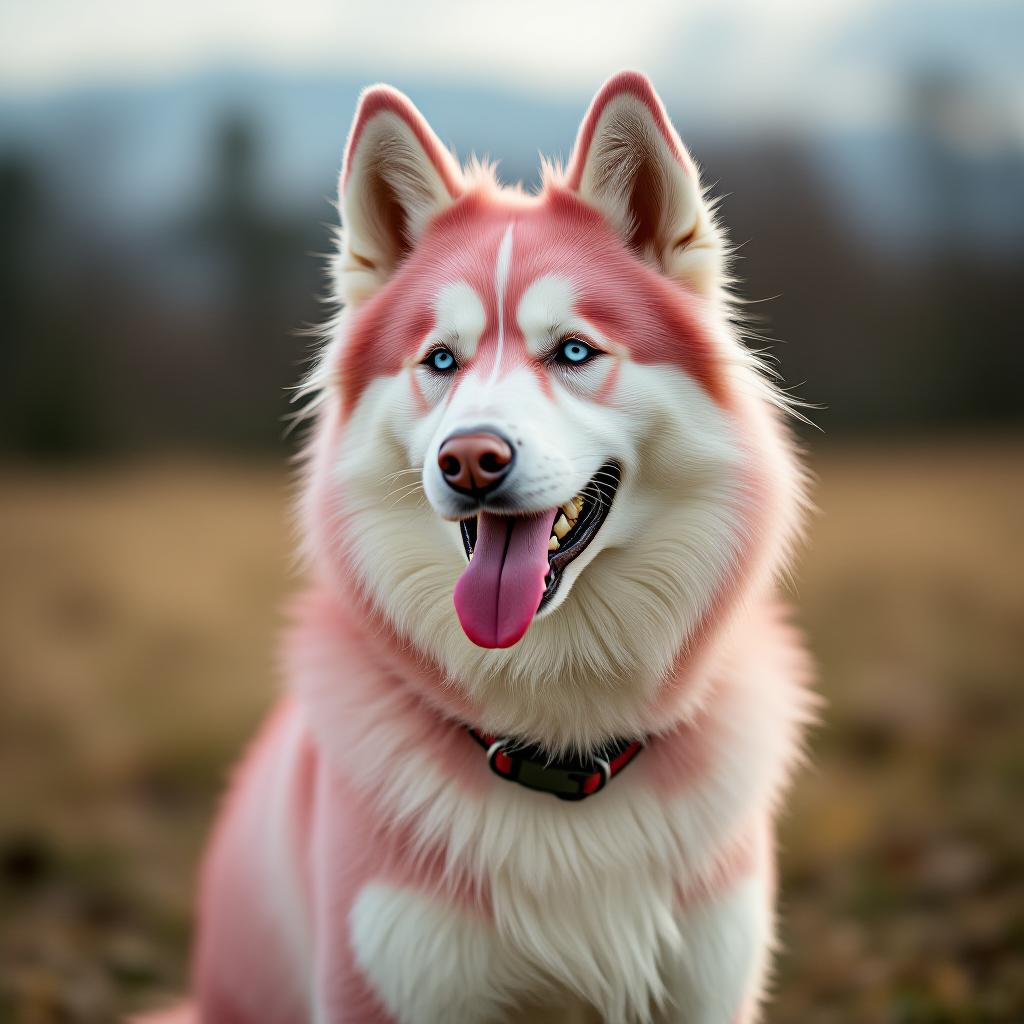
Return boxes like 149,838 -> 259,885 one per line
301,73 -> 803,744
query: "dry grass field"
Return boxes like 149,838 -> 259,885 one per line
1,440 -> 1022,1023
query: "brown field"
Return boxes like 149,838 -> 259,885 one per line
1,440 -> 1022,1023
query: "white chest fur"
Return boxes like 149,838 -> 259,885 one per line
349,844 -> 678,1024
349,837 -> 768,1024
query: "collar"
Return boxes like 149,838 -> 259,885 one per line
468,727 -> 643,801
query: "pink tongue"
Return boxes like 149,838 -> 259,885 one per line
453,510 -> 556,649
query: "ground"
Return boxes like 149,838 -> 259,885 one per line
0,439 -> 1022,1023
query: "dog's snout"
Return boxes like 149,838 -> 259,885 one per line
438,431 -> 514,497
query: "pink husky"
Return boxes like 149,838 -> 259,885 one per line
149,72 -> 814,1023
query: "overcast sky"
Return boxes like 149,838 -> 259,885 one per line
2,0 -> 1022,133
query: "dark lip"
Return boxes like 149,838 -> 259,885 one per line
458,461 -> 621,612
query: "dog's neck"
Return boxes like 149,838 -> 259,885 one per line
306,565 -> 769,757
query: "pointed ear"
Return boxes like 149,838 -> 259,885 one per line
566,71 -> 724,299
337,85 -> 463,303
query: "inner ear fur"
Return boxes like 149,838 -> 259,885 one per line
338,86 -> 463,304
567,71 -> 725,299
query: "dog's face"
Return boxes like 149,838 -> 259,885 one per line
304,74 -> 801,743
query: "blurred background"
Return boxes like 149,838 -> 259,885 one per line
1,1 -> 1021,1020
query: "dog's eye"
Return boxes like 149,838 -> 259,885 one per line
555,338 -> 595,366
424,347 -> 457,373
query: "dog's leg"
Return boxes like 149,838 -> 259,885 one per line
655,873 -> 771,1024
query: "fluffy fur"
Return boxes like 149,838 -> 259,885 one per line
141,72 -> 814,1023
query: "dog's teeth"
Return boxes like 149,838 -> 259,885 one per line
547,535 -> 559,551
561,501 -> 578,521
573,495 -> 584,513
553,515 -> 570,539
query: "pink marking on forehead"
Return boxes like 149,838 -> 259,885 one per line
338,189 -> 725,417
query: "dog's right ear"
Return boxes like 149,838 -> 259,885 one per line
337,86 -> 463,304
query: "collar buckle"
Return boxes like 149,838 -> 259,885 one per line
470,728 -> 641,801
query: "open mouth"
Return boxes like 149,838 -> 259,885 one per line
453,461 -> 620,648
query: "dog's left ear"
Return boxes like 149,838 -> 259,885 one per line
567,72 -> 724,299
338,85 -> 463,303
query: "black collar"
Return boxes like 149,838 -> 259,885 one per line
468,727 -> 643,801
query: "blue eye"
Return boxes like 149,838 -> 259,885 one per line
557,338 -> 594,365
425,347 -> 457,373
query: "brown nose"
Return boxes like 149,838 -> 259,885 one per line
437,431 -> 515,497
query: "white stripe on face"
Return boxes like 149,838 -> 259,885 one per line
486,223 -> 515,388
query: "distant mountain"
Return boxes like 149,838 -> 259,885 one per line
0,69 -> 584,227
1,65 -> 1022,255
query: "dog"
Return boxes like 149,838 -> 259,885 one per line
145,71 -> 813,1024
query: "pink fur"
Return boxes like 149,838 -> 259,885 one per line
140,72 -> 814,1024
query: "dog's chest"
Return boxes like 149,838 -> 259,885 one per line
349,796 -> 681,1024
496,856 -> 677,1004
